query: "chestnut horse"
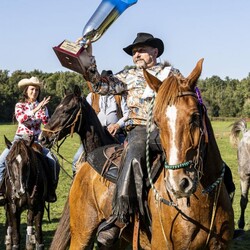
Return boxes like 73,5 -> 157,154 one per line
3,137 -> 48,250
41,59 -> 234,249
230,119 -> 250,230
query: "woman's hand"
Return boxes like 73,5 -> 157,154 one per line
33,96 -> 51,114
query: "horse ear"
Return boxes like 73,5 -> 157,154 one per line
74,85 -> 82,97
143,68 -> 162,93
4,135 -> 12,149
187,58 -> 204,88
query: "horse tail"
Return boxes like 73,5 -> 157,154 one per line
230,119 -> 248,147
50,198 -> 70,250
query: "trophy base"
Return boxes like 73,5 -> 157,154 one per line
53,40 -> 88,75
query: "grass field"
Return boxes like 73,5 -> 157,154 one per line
0,121 -> 249,249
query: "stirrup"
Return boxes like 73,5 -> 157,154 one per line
97,225 -> 120,247
97,215 -> 117,234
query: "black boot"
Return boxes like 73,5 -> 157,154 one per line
46,180 -> 57,203
97,216 -> 125,247
46,189 -> 57,203
44,157 -> 59,203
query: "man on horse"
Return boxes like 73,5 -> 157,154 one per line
80,32 -> 183,246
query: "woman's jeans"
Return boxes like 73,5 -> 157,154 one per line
72,144 -> 84,175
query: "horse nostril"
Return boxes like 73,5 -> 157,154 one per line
180,178 -> 190,191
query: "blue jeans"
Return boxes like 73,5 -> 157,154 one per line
0,135 -> 59,184
72,144 -> 84,174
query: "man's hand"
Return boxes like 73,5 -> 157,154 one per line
75,37 -> 93,56
107,123 -> 120,136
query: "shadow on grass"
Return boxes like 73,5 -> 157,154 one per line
230,229 -> 250,249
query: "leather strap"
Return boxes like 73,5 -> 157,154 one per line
133,212 -> 140,250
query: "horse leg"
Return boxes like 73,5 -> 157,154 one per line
238,176 -> 249,229
5,209 -> 12,250
33,205 -> 45,250
8,206 -> 21,249
26,208 -> 36,250
69,195 -> 100,249
69,167 -> 103,249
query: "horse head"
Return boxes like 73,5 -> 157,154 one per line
144,59 -> 206,198
40,84 -> 116,153
5,136 -> 33,198
39,85 -> 85,148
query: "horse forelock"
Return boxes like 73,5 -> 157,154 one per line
7,140 -> 28,163
154,74 -> 182,122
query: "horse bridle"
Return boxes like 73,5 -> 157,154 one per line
165,91 -> 225,195
42,97 -> 83,148
146,90 -> 225,206
163,91 -> 207,179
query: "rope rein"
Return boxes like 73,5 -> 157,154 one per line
146,95 -> 177,207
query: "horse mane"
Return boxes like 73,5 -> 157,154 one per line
68,92 -> 116,147
154,74 -> 181,122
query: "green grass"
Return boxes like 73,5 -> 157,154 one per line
0,121 -> 249,249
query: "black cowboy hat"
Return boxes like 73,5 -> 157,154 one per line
101,70 -> 113,77
123,32 -> 164,58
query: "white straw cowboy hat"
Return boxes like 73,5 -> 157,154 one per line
18,76 -> 43,90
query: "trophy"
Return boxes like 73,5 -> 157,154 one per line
53,0 -> 138,74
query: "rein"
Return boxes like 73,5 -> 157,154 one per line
42,98 -> 85,180
146,90 -> 225,201
146,89 -> 226,247
146,95 -> 177,207
42,99 -> 83,142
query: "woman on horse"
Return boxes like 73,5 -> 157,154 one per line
0,76 -> 59,205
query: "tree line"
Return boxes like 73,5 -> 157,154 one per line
0,69 -> 249,122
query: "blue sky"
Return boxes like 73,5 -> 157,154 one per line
0,0 -> 250,80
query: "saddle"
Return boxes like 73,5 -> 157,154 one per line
87,144 -> 123,183
87,144 -> 164,186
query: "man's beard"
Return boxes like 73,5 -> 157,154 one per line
135,59 -> 147,69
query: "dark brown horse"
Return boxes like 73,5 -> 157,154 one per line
39,86 -> 119,249
230,119 -> 250,230
41,59 -> 234,249
3,136 -> 48,250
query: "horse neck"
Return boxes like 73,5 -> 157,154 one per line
204,116 -> 224,173
77,107 -> 116,154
